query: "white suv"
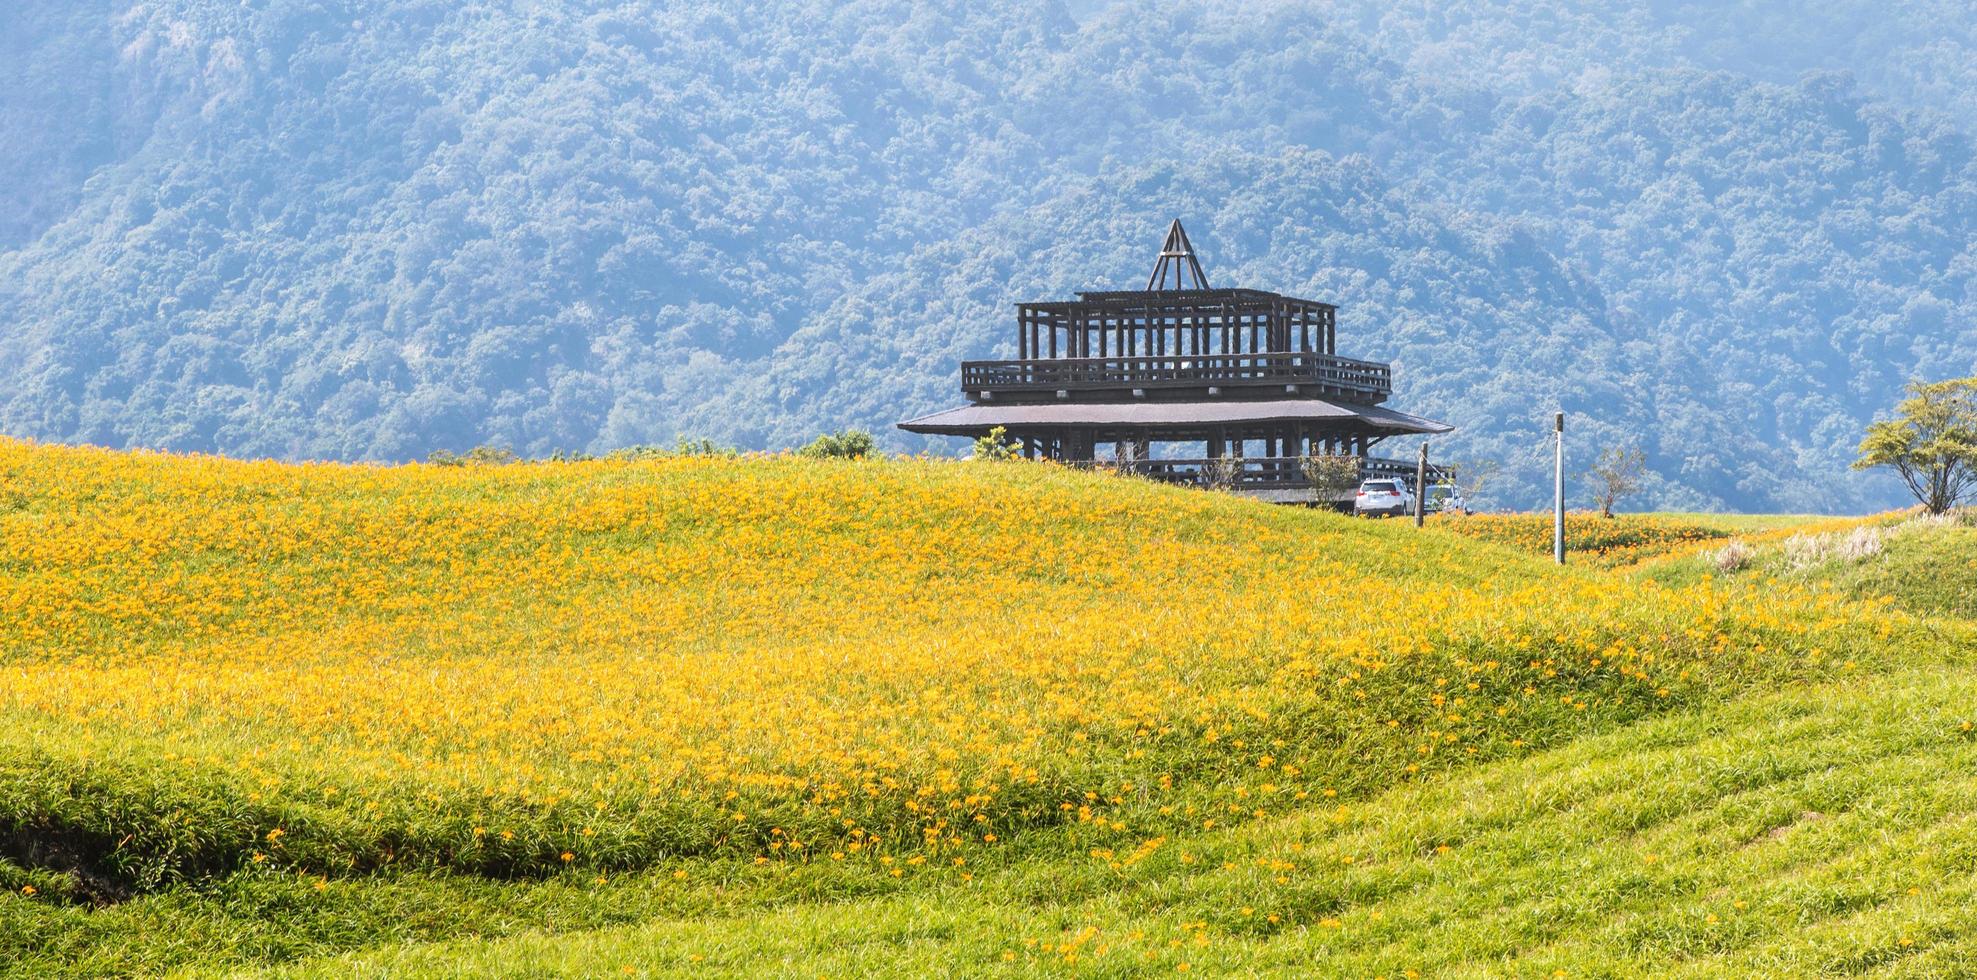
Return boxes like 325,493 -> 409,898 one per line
1354,478 -> 1413,517
1424,483 -> 1470,515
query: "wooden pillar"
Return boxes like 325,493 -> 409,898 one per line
1414,441 -> 1429,527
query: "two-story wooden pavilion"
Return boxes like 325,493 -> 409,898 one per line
898,220 -> 1451,502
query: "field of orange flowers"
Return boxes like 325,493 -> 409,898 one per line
1427,512 -> 1734,567
0,439 -> 1930,972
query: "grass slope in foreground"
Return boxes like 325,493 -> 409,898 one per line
0,439 -> 1957,975
283,663 -> 1977,977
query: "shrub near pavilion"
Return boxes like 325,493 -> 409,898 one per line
0,439 -> 1912,901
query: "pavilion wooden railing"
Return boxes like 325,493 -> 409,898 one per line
961,352 -> 1391,400
1081,455 -> 1446,493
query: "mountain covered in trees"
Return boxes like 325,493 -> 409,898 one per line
2,0 -> 1974,510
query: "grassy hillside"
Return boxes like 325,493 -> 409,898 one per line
0,439 -> 1963,976
275,664 -> 1977,977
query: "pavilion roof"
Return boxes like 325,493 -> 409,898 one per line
897,399 -> 1452,436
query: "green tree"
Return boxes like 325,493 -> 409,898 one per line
971,426 -> 1019,461
1201,454 -> 1245,492
1854,378 -> 1977,514
798,429 -> 876,459
426,446 -> 520,467
1587,446 -> 1647,518
1299,453 -> 1361,495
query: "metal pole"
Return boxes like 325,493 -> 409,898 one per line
1553,411 -> 1565,564
1414,441 -> 1428,527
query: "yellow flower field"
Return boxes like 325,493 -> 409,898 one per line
0,439 -> 1903,888
1427,512 -> 1732,566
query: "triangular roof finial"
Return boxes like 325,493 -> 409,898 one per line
1145,218 -> 1210,291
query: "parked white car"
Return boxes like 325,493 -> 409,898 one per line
1354,478 -> 1413,517
1424,483 -> 1470,515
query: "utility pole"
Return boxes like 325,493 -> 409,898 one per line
1414,441 -> 1429,527
1553,411 -> 1565,564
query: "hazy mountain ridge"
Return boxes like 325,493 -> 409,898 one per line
1,0 -> 1972,509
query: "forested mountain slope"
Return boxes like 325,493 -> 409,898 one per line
2,0 -> 1973,509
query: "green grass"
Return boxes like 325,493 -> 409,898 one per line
1814,523 -> 1977,620
5,440 -> 1972,978
1639,513 -> 1977,620
261,662 -> 1977,977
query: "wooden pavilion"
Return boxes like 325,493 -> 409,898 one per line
898,220 -> 1452,502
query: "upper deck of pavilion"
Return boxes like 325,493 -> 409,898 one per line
965,222 -> 1391,406
960,349 -> 1391,404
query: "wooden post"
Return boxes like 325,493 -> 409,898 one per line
1413,441 -> 1428,527
1553,411 -> 1566,564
